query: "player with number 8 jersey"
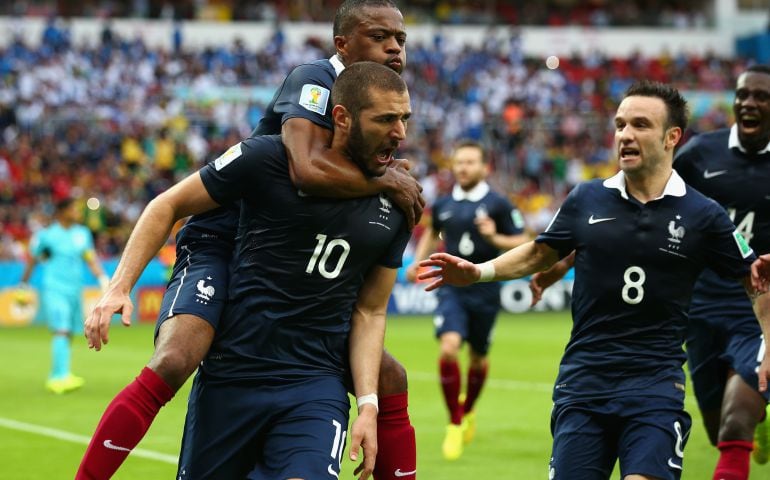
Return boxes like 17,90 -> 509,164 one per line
417,81 -> 770,480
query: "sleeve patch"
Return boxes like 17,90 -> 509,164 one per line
511,209 -> 525,229
733,231 -> 754,259
298,84 -> 330,115
214,143 -> 243,171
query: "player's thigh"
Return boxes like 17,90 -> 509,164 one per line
549,404 -> 616,480
685,316 -> 727,411
617,407 -> 691,480
251,394 -> 350,479
724,317 -> 770,403
155,241 -> 230,340
434,289 -> 469,340
177,373 -> 269,479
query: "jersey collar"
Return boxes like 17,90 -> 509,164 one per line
728,124 -> 770,154
330,55 -> 346,76
602,170 -> 686,201
452,181 -> 490,202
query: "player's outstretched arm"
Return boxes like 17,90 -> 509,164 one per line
743,276 -> 770,392
752,253 -> 770,293
85,172 -> 220,351
529,251 -> 575,306
282,119 -> 425,229
348,266 -> 397,480
418,241 -> 560,292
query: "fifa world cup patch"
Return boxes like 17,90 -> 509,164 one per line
298,84 -> 330,115
733,231 -> 753,259
214,142 -> 243,171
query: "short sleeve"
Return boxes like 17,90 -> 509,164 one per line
535,185 -> 581,259
271,64 -> 335,130
199,137 -> 281,206
702,200 -> 756,280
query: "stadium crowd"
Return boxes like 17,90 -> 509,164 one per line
1,0 -> 713,28
0,17 -> 753,260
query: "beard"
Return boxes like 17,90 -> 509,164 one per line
346,120 -> 382,178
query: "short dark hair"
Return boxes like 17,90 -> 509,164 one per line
745,64 -> 770,76
332,61 -> 407,116
453,140 -> 486,163
55,197 -> 75,212
624,80 -> 688,132
333,0 -> 400,37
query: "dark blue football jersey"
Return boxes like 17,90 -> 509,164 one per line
675,127 -> 770,315
535,171 -> 756,406
197,135 -> 410,383
432,182 -> 525,264
180,57 -> 342,244
252,58 -> 339,136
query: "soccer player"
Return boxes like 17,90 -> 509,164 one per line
77,2 -> 419,479
19,197 -> 109,394
418,81 -> 770,480
673,64 -> 770,478
93,61 -> 410,479
405,140 -> 528,460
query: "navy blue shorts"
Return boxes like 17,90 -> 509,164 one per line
155,240 -> 232,339
178,372 -> 351,479
549,397 -> 691,480
686,310 -> 769,411
434,284 -> 500,355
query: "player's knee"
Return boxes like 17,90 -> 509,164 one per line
719,409 -> 758,441
148,344 -> 200,391
439,350 -> 459,363
378,351 -> 408,395
469,355 -> 487,370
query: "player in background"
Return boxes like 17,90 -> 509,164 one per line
77,2 -> 420,479
19,197 -> 109,394
673,64 -> 770,478
89,61 -> 410,479
405,141 -> 528,460
530,65 -> 770,479
419,81 -> 770,480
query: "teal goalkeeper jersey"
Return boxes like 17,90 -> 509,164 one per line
30,222 -> 95,295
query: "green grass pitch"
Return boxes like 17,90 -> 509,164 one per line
0,312 -> 767,479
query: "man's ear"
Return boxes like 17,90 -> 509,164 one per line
333,35 -> 347,60
332,104 -> 351,131
666,126 -> 682,151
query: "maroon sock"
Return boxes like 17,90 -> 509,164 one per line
439,358 -> 462,425
463,363 -> 488,414
76,367 -> 175,480
373,392 -> 417,479
713,440 -> 753,480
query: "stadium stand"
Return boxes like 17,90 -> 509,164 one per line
0,1 -> 767,260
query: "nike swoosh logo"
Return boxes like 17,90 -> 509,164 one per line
588,215 -> 616,224
667,458 -> 682,470
327,464 -> 339,479
703,169 -> 727,179
438,212 -> 453,221
103,439 -> 131,452
394,468 -> 417,477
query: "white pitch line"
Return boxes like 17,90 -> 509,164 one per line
0,417 -> 178,464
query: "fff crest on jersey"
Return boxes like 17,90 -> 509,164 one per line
667,215 -> 686,243
379,195 -> 392,214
